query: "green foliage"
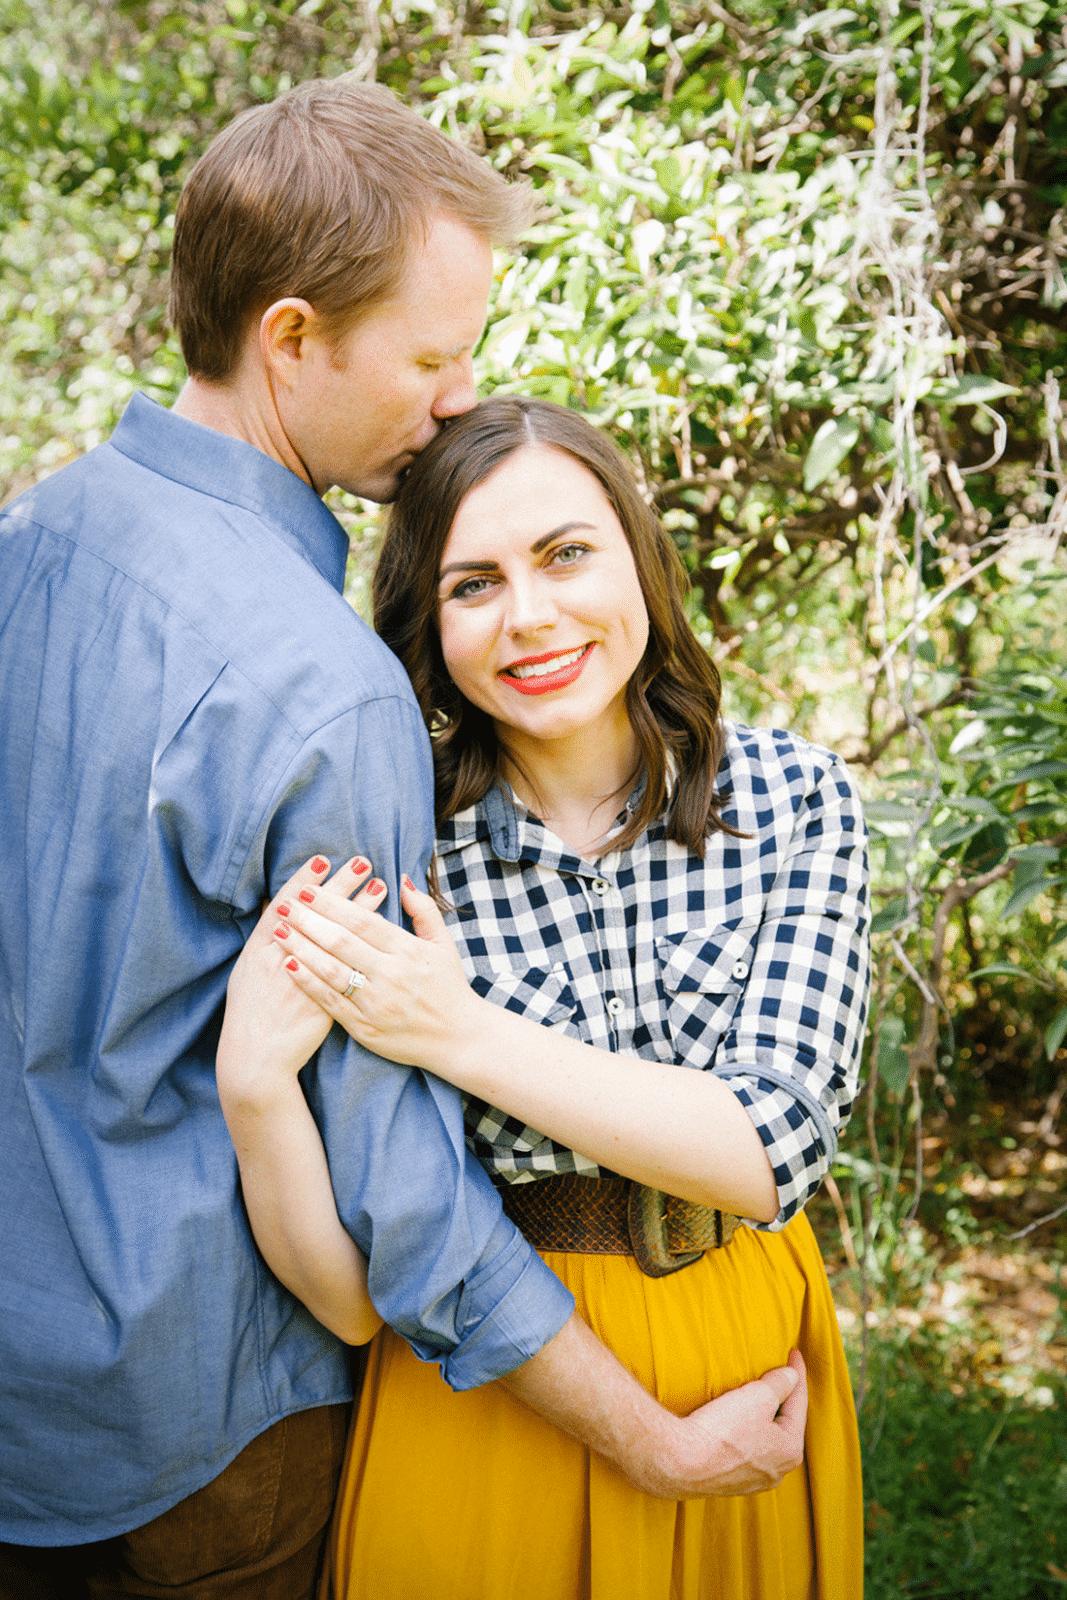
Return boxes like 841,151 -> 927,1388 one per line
862,1356 -> 1067,1598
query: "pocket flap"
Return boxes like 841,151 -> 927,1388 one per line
656,918 -> 762,995
469,962 -> 577,1027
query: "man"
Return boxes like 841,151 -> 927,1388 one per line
0,76 -> 806,1596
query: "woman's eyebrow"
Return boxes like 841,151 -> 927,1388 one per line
438,557 -> 500,582
530,520 -> 596,553
439,521 -> 596,583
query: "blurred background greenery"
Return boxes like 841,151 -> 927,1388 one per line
1,0 -> 1065,1589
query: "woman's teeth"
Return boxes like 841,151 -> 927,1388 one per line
508,647 -> 586,680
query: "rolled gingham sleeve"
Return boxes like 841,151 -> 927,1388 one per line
713,741 -> 871,1228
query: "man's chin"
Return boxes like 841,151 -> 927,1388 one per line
350,460 -> 413,504
340,474 -> 400,505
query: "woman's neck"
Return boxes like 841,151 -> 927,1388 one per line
499,722 -> 641,860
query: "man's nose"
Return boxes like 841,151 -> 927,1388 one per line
431,355 -> 477,420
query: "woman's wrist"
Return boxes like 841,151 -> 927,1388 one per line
217,1052 -> 308,1129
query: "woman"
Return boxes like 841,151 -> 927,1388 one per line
219,398 -> 869,1599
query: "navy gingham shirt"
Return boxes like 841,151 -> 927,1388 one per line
437,723 -> 871,1228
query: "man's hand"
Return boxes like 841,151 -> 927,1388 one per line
502,1313 -> 806,1500
643,1350 -> 807,1498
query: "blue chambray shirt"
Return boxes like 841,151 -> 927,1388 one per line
0,393 -> 573,1545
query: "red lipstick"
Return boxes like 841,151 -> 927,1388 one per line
499,644 -> 593,697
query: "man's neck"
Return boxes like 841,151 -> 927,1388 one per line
172,375 -> 314,490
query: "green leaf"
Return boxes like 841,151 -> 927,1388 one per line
888,13 -> 924,44
1000,876 -> 1062,920
930,375 -> 1020,408
1002,761 -> 1067,784
878,1017 -> 911,1095
803,416 -> 860,491
654,156 -> 683,197
961,822 -> 1009,872
871,895 -> 909,933
969,964 -> 1035,981
942,48 -> 971,102
724,74 -> 745,112
1047,1004 -> 1067,1060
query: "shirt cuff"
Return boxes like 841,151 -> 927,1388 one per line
432,1217 -> 575,1392
717,1066 -> 834,1230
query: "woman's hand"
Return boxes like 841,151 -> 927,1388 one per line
271,875 -> 480,1074
217,854 -> 387,1110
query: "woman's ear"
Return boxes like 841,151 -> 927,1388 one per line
258,298 -> 318,389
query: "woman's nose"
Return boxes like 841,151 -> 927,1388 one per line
504,576 -> 556,636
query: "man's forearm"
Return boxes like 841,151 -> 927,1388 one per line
500,1313 -> 807,1499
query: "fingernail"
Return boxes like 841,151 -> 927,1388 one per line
276,903 -> 290,918
351,858 -> 370,876
274,925 -> 289,939
311,857 -> 328,874
298,889 -> 315,904
402,875 -> 415,891
367,879 -> 384,895
285,959 -> 299,973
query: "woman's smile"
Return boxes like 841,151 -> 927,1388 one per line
500,643 -> 593,694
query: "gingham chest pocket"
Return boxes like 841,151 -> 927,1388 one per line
467,960 -> 578,1030
655,918 -> 762,1069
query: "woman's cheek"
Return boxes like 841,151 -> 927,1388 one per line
441,625 -> 493,710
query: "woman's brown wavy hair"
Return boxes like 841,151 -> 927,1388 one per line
373,397 -> 733,856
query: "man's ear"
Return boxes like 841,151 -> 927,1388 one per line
259,298 -> 319,388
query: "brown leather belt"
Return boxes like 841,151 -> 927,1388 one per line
497,1173 -> 740,1279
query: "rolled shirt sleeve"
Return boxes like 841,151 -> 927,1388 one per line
712,750 -> 872,1227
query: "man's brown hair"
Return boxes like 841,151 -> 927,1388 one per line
169,76 -> 535,381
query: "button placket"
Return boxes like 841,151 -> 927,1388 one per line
582,870 -> 631,1041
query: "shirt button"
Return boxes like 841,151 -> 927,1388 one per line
731,960 -> 749,980
606,996 -> 624,1016
591,878 -> 610,895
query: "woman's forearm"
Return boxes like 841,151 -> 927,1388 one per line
274,888 -> 779,1221
220,1074 -> 382,1345
438,993 -> 780,1220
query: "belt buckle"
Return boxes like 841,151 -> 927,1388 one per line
627,1183 -> 706,1278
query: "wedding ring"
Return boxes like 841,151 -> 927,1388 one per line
341,968 -> 367,998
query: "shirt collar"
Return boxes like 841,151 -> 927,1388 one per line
110,393 -> 350,593
442,779 -> 646,875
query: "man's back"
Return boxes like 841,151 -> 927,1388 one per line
0,394 -> 422,1538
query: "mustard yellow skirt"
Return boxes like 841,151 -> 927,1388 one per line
324,1213 -> 863,1600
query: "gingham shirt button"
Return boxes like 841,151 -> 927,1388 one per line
606,996 -> 624,1016
731,960 -> 749,979
591,877 -> 610,895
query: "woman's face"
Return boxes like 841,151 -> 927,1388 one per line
436,444 -> 650,760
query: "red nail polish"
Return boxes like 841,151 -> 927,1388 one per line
367,879 -> 384,895
276,903 -> 290,918
274,925 -> 289,939
351,858 -> 370,875
298,889 -> 315,904
402,875 -> 414,891
285,959 -> 299,972
311,857 -> 328,874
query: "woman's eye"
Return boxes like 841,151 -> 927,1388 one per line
551,542 -> 589,567
450,575 -> 494,600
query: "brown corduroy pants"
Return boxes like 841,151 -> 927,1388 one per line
0,1402 -> 350,1600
